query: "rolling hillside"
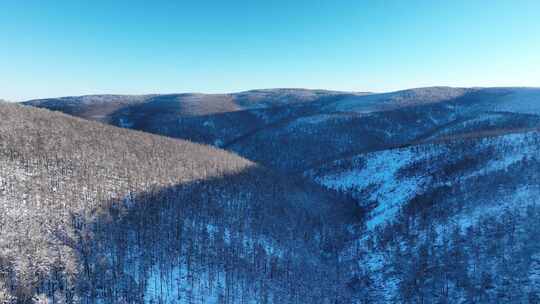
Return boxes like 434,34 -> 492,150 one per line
306,130 -> 540,302
17,86 -> 540,303
0,102 -> 357,304
25,89 -> 360,148
228,87 -> 540,173
27,87 -> 540,174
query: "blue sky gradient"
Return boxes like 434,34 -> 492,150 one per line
1,0 -> 539,100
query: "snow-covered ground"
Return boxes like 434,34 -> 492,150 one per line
308,130 -> 540,230
449,185 -> 540,231
308,147 -> 446,229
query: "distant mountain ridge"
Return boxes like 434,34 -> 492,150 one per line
23,87 -> 540,174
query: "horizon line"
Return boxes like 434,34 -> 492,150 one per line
9,85 -> 540,103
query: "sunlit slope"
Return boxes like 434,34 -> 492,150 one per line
25,89 -> 355,147
228,87 -> 540,172
0,102 -> 355,304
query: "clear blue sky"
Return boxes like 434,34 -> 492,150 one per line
1,0 -> 539,101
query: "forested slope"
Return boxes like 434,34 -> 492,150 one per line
307,130 -> 540,303
18,86 -> 540,303
27,88 -> 540,174
0,102 -> 357,303
227,88 -> 540,173
25,89 -> 357,148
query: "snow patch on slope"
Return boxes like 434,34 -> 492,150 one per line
451,185 -> 540,230
462,132 -> 539,180
311,131 -> 540,231
312,147 -> 445,229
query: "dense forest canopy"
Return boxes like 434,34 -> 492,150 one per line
0,102 -> 357,303
3,86 -> 540,303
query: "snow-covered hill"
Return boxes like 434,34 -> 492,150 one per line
24,89 -> 356,148
308,130 -> 540,228
17,86 -> 540,303
324,86 -> 472,113
0,102 -> 356,304
227,87 -> 540,173
27,87 -> 540,173
306,130 -> 540,302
